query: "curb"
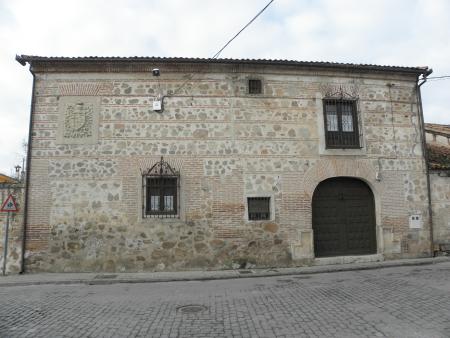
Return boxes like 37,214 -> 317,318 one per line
85,256 -> 449,285
0,257 -> 449,287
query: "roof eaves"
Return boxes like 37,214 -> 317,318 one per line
15,55 -> 430,75
425,123 -> 450,137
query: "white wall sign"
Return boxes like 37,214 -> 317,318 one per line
409,214 -> 422,229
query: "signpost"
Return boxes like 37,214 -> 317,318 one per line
1,194 -> 18,276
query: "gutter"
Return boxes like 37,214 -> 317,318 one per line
416,68 -> 435,256
16,55 -> 36,273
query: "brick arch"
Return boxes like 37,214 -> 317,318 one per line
303,159 -> 378,198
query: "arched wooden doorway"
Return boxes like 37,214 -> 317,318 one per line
312,177 -> 376,257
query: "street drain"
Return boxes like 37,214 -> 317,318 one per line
238,270 -> 254,274
94,274 -> 117,279
177,305 -> 208,314
277,279 -> 293,283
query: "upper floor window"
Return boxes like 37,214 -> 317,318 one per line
248,79 -> 262,94
142,157 -> 179,218
323,99 -> 360,148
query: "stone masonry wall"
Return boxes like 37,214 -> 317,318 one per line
23,62 -> 432,272
430,172 -> 450,248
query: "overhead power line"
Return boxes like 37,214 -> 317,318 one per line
211,0 -> 275,59
425,75 -> 450,81
170,0 -> 275,96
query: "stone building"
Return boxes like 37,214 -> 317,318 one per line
426,123 -> 450,147
426,124 -> 450,253
15,55 -> 435,272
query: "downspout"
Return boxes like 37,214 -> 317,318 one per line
16,55 -> 36,273
416,68 -> 434,256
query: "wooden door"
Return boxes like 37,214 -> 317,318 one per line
312,177 -> 376,257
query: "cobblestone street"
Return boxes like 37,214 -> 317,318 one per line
1,262 -> 450,338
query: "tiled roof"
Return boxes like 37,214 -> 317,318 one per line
427,143 -> 450,170
425,123 -> 450,137
16,55 -> 431,75
0,174 -> 17,184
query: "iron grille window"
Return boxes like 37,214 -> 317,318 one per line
248,79 -> 262,94
248,197 -> 270,220
146,177 -> 177,216
323,99 -> 360,148
142,157 -> 179,218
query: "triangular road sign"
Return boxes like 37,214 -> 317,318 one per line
1,194 -> 18,212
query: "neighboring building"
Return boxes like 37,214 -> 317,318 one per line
0,174 -> 18,185
0,173 -> 24,274
426,123 -> 450,147
15,55 -> 434,272
426,124 -> 450,253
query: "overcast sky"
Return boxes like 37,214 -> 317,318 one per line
1,0 -> 449,175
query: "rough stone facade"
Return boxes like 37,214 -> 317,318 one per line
425,123 -> 450,252
430,172 -> 450,250
17,56 -> 433,272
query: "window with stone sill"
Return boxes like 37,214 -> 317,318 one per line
142,157 -> 179,218
323,98 -> 360,148
247,197 -> 270,220
248,79 -> 262,94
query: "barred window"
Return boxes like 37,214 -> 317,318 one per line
248,79 -> 262,94
323,99 -> 360,148
142,157 -> 179,218
248,197 -> 270,220
146,177 -> 177,215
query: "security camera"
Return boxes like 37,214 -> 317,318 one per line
152,68 -> 160,76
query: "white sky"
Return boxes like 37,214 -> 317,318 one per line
1,0 -> 449,175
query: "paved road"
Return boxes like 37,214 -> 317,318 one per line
1,262 -> 449,338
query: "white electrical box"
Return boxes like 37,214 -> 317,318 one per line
409,214 -> 422,229
153,100 -> 162,111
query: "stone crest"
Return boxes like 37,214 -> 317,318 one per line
57,96 -> 100,144
63,102 -> 93,138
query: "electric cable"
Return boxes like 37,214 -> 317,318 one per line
211,0 -> 275,59
169,0 -> 275,97
423,75 -> 450,81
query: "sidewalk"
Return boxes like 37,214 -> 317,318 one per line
1,256 -> 449,287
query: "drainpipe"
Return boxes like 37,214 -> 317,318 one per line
16,55 -> 36,273
416,68 -> 434,256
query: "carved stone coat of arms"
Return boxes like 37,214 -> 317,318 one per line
57,96 -> 100,144
63,102 -> 93,138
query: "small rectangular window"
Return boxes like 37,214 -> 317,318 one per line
248,197 -> 270,220
248,79 -> 262,94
